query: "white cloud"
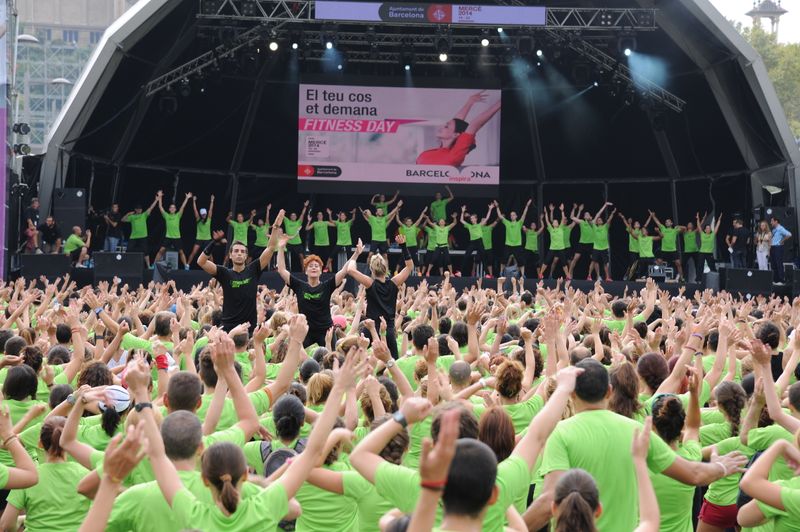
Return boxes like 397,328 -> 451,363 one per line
708,0 -> 799,44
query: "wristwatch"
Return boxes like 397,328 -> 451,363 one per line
385,359 -> 396,369
94,307 -> 103,316
392,410 -> 408,428
66,394 -> 76,406
134,402 -> 153,413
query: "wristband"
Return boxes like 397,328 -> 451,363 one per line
392,410 -> 408,428
694,351 -> 704,357
203,240 -> 215,256
479,378 -> 487,388
399,242 -> 412,261
134,402 -> 153,413
420,479 -> 446,491
2,434 -> 19,448
691,333 -> 704,340
714,461 -> 728,477
94,307 -> 103,316
155,354 -> 169,371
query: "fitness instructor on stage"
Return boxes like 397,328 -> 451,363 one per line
197,209 -> 285,332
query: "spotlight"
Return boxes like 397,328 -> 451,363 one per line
497,27 -> 503,33
12,123 -> 31,135
593,81 -> 599,87
337,63 -> 343,70
536,61 -> 541,66
536,49 -> 543,57
326,41 -> 333,49
404,64 -> 411,71
481,38 -> 489,47
624,48 -> 632,57
618,35 -> 637,57
179,78 -> 191,98
13,144 -> 31,156
439,53 -> 448,62
292,42 -> 299,50
269,41 -> 278,51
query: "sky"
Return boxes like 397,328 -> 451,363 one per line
709,0 -> 799,43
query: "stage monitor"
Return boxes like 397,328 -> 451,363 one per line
298,84 -> 501,196
314,2 -> 547,26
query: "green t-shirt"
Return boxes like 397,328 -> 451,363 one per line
433,225 -> 450,247
127,213 -> 149,239
703,436 -> 753,505
312,221 -> 331,246
399,224 -> 419,247
229,220 -> 249,245
342,470 -> 396,532
396,355 -> 422,390
639,235 -> 655,258
547,226 -> 565,251
464,222 -> 483,241
430,199 -> 448,221
474,395 -> 544,434
335,220 -> 353,246
758,476 -> 800,531
368,215 -> 389,242
541,409 -> 676,532
0,399 -> 46,466
374,201 -> 389,214
593,224 -> 610,251
481,225 -> 494,250
524,229 -> 539,251
0,464 -> 8,489
684,231 -> 699,253
659,225 -> 680,252
196,218 -> 212,241
700,231 -> 715,253
295,461 -> 358,532
650,440 -> 701,532
746,424 -> 795,482
171,482 -> 288,531
63,234 -> 85,254
424,227 -> 436,251
578,220 -> 595,244
629,228 -> 641,253
283,218 -> 303,245
562,224 -> 573,249
503,220 -> 524,247
6,461 -> 90,532
163,212 -> 182,239
251,223 -> 268,247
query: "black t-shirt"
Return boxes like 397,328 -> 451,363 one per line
732,227 -> 749,251
214,261 -> 262,331
23,207 -> 39,226
289,275 -> 337,332
106,212 -> 123,238
37,223 -> 61,244
366,278 -> 399,324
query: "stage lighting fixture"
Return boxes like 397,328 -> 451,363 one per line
404,64 -> 411,71
497,27 -> 504,33
13,144 -> 31,156
439,53 -> 448,62
12,123 -> 31,135
292,42 -> 299,50
269,41 -> 278,51
624,48 -> 632,57
517,35 -> 533,55
593,81 -> 599,87
481,38 -> 489,47
536,49 -> 543,57
326,41 -> 333,49
337,64 -> 343,70
179,78 -> 191,98
618,35 -> 637,56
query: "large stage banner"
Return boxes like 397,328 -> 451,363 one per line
315,2 -> 546,26
0,2 -> 7,279
298,85 -> 501,186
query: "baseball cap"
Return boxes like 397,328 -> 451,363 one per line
98,385 -> 132,413
200,208 -> 208,216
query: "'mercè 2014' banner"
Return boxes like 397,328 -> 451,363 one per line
298,85 -> 501,186
314,2 -> 546,25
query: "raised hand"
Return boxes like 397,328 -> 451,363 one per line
419,408 -> 459,484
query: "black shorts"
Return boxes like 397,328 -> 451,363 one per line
371,240 -> 389,255
660,251 -> 679,262
525,251 -> 540,267
163,237 -> 183,251
195,238 -> 211,248
577,242 -> 593,256
251,245 -> 267,259
545,249 -> 567,265
127,237 -> 148,254
591,249 -> 609,264
310,245 -> 330,261
68,248 -> 83,262
287,243 -> 303,255
406,246 -> 419,266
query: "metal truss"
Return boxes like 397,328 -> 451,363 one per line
197,1 -> 657,31
548,30 -> 686,112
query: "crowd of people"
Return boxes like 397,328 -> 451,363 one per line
19,189 -> 795,283
0,214 -> 800,530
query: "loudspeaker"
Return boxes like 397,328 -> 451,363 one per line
723,267 -> 773,296
53,188 -> 87,232
703,272 -> 720,292
20,254 -> 71,283
94,252 -> 143,286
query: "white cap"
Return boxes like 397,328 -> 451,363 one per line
199,208 -> 208,216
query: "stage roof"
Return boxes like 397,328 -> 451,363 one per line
38,0 -> 800,217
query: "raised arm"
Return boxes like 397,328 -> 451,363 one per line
495,201 -> 507,222
178,192 -> 192,215
454,90 -> 486,121
414,207 -> 428,227
299,200 -> 309,222
197,231 -> 223,276
157,193 -> 166,215
392,234 -> 414,286
192,196 -> 200,221
481,203 -> 494,224
275,231 -> 292,285
465,100 -> 501,135
208,195 -> 216,219
259,209 -> 285,271
337,239 -> 365,286
145,192 -> 161,215
714,213 -> 723,234
520,198 -> 533,223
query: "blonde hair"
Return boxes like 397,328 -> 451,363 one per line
369,254 -> 388,277
505,304 -> 521,321
307,372 -> 334,405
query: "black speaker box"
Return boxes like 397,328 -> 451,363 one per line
723,267 -> 773,296
703,271 -> 720,292
53,188 -> 87,232
20,254 -> 71,283
94,252 -> 144,286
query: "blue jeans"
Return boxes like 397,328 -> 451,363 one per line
730,250 -> 746,268
770,245 -> 784,282
104,237 -> 120,252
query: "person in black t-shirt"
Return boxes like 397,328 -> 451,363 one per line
346,234 -> 415,359
276,231 -> 362,347
197,209 -> 285,332
103,203 -> 124,252
37,216 -> 62,254
725,218 -> 750,269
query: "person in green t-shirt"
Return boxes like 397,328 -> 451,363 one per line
123,192 -> 160,267
187,194 -> 216,269
696,211 -> 722,276
430,185 -> 454,222
282,200 -> 309,272
371,190 -> 400,216
522,214 -> 545,279
226,211 -> 254,248
738,439 -> 800,530
328,208 -> 357,262
497,198 -> 532,277
569,202 -> 611,280
618,213 -> 644,281
538,202 -> 573,280
248,203 -> 271,265
397,206 -> 428,275
424,214 -> 458,276
361,202 -> 402,265
154,191 -> 191,269
305,211 -> 335,272
650,210 -> 686,282
459,203 -> 494,276
63,226 -> 92,265
587,207 -> 616,282
480,218 -> 499,277
628,213 -> 661,280
681,220 -> 700,282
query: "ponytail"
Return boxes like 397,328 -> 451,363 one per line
218,473 -> 240,514
555,492 -> 599,532
715,381 -> 746,437
101,407 -> 122,437
202,442 -> 247,515
40,416 -> 67,458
